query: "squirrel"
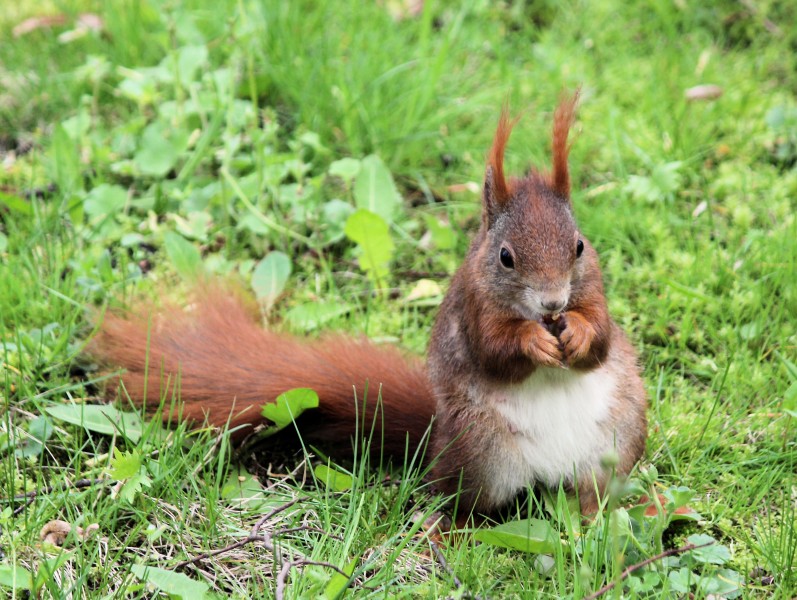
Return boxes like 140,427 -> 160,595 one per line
90,93 -> 647,516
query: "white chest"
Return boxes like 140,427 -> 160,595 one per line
487,367 -> 616,503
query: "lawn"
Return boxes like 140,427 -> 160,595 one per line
1,0 -> 795,598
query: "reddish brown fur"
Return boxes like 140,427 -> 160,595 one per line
91,291 -> 435,456
488,108 -> 518,204
426,92 -> 645,514
461,280 -> 563,383
550,90 -> 579,198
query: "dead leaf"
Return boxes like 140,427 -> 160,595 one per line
381,0 -> 424,21
692,200 -> 708,218
640,494 -> 697,517
685,84 -> 723,102
58,13 -> 104,43
405,279 -> 442,302
446,182 -> 480,194
77,13 -> 103,30
13,15 -> 68,37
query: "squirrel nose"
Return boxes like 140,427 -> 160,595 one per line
542,299 -> 566,314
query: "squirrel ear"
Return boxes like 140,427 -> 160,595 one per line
483,108 -> 515,225
482,165 -> 502,225
550,89 -> 580,199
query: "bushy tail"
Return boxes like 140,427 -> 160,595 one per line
89,291 -> 436,457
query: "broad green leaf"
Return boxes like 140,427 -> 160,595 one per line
344,209 -> 394,286
29,414 -> 54,442
45,404 -> 146,442
34,552 -> 74,592
84,184 -> 127,219
174,211 -> 213,242
665,486 -> 694,509
324,555 -> 359,599
0,564 -> 33,590
176,45 -> 208,83
669,509 -> 702,523
780,354 -> 797,381
474,519 -> 557,554
0,191 -> 32,216
221,466 -> 268,509
130,564 -> 208,599
533,555 -> 556,577
133,122 -> 189,178
687,534 -> 731,565
110,448 -> 142,479
739,321 -> 760,341
120,233 -> 146,248
328,157 -> 361,183
61,111 -> 91,139
766,105 -> 788,130
67,193 -> 84,226
668,567 -> 695,593
163,231 -> 203,279
117,471 -> 153,504
697,568 -> 743,596
237,213 -> 271,235
353,155 -> 400,222
782,355 -> 797,414
117,77 -> 157,105
14,415 -> 54,458
174,13 -> 206,45
657,485 -> 702,521
284,301 -> 350,331
625,572 -> 661,594
251,251 -> 292,310
0,233 -> 6,254
315,464 -> 353,491
423,214 -> 456,250
261,388 -> 319,437
321,199 -> 355,244
299,130 -> 324,153
49,124 -> 81,194
624,162 -> 682,203
785,380 -> 797,404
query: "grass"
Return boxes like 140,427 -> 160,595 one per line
1,0 -> 795,597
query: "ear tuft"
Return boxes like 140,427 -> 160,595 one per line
486,108 -> 516,209
551,89 -> 580,199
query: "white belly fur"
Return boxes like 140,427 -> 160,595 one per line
489,367 -> 616,504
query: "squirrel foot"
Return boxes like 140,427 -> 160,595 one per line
558,311 -> 595,364
522,321 -> 564,368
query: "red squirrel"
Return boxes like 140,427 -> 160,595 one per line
91,94 -> 647,516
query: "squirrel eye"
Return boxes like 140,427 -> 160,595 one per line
499,247 -> 515,269
576,239 -> 584,258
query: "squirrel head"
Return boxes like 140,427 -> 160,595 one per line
476,92 -> 587,320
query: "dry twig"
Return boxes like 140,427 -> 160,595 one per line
428,536 -> 461,589
584,540 -> 715,600
175,496 -> 352,597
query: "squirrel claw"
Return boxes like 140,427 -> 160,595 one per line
524,321 -> 564,367
558,311 -> 594,363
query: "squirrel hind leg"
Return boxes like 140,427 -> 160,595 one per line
574,471 -> 610,516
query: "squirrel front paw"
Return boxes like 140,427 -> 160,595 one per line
522,321 -> 564,368
558,311 -> 595,364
